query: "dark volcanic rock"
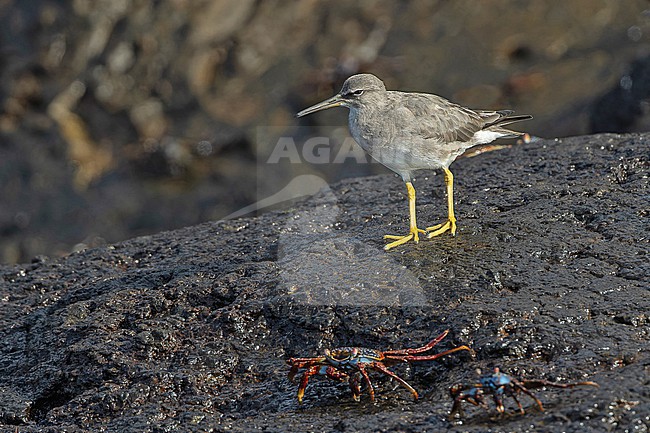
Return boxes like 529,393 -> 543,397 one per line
1,1 -> 649,263
1,133 -> 649,432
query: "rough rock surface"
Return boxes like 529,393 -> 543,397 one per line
2,1 -> 650,263
1,133 -> 648,432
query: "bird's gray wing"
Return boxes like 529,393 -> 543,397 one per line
397,93 -> 485,143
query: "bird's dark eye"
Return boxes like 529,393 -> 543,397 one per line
342,89 -> 364,99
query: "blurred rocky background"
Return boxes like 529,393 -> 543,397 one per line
1,0 -> 649,264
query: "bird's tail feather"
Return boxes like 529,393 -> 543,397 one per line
487,126 -> 528,139
491,114 -> 533,128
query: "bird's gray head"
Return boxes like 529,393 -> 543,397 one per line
340,74 -> 386,100
296,74 -> 386,117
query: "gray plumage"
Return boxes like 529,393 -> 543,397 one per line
296,73 -> 532,250
297,73 -> 532,182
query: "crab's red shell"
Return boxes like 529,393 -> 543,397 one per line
286,329 -> 472,403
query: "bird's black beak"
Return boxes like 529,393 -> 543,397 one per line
296,94 -> 344,118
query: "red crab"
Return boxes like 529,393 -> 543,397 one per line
286,329 -> 472,403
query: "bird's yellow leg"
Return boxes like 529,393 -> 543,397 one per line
384,181 -> 426,250
426,168 -> 457,237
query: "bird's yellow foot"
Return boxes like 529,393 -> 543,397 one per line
426,219 -> 457,238
384,228 -> 426,251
